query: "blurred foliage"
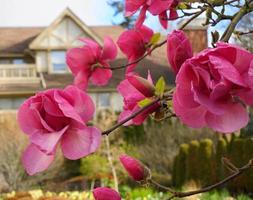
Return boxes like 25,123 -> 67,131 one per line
173,136 -> 253,192
107,0 -> 136,29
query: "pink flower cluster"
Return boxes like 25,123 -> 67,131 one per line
67,37 -> 117,89
125,0 -> 179,29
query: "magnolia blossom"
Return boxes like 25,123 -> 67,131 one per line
125,0 -> 179,29
117,72 -> 159,125
117,25 -> 154,73
18,86 -> 101,175
93,187 -> 121,200
167,30 -> 193,74
66,37 -> 117,90
173,42 -> 253,133
120,154 -> 149,181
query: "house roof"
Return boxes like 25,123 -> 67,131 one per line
0,27 -> 43,55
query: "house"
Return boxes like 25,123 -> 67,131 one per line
0,8 -> 208,111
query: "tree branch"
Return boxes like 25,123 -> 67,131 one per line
167,159 -> 253,200
221,2 -> 253,42
102,98 -> 161,135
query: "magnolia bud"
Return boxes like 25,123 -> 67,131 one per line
119,154 -> 151,182
93,187 -> 121,200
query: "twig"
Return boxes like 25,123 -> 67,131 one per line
102,98 -> 161,135
150,179 -> 175,193
167,159 -> 253,200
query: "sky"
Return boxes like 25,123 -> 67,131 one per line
0,0 -> 116,27
0,0 -> 168,32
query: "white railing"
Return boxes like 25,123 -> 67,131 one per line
0,64 -> 40,84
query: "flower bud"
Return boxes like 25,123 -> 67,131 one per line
93,187 -> 121,200
119,154 -> 150,182
167,30 -> 193,74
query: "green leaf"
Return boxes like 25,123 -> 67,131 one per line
177,2 -> 189,9
155,76 -> 166,97
138,98 -> 153,108
150,33 -> 161,45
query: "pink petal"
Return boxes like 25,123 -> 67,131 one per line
66,47 -> 94,75
101,37 -> 117,60
93,187 -> 121,200
18,97 -> 44,135
148,0 -> 173,15
127,74 -> 155,97
54,86 -> 95,124
61,126 -> 101,160
117,79 -> 145,109
159,11 -> 168,29
79,38 -> 101,58
73,69 -> 90,90
22,144 -> 54,175
30,125 -> 69,154
119,154 -> 145,181
173,91 -> 207,128
118,109 -> 134,126
64,85 -> 95,122
135,5 -> 148,28
90,67 -> 112,86
138,25 -> 154,44
43,93 -> 64,117
210,55 -> 247,87
125,0 -> 146,16
205,103 -> 249,133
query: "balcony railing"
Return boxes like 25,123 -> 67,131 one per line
0,64 -> 40,84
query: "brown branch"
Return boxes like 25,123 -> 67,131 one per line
102,98 -> 161,135
221,2 -> 253,42
167,159 -> 253,200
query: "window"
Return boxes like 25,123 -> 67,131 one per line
0,98 -> 26,110
13,59 -> 25,64
50,51 -> 67,73
98,93 -> 111,108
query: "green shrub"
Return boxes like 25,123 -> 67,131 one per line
198,139 -> 214,186
173,143 -> 189,187
186,140 -> 200,182
216,138 -> 227,181
80,154 -> 110,180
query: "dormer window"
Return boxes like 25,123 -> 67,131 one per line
50,51 -> 68,73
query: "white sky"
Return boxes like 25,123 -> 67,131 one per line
0,0 -> 115,27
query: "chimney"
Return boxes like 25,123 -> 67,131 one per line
178,18 -> 208,54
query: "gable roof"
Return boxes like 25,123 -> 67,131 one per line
29,8 -> 103,49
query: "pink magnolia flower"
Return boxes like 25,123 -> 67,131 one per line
117,25 -> 154,73
173,42 -> 253,133
117,72 -> 159,125
125,0 -> 179,29
66,37 -> 117,90
18,85 -> 101,175
93,187 -> 121,200
167,30 -> 193,74
120,154 -> 149,181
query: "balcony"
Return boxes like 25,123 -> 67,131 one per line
0,64 -> 41,84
